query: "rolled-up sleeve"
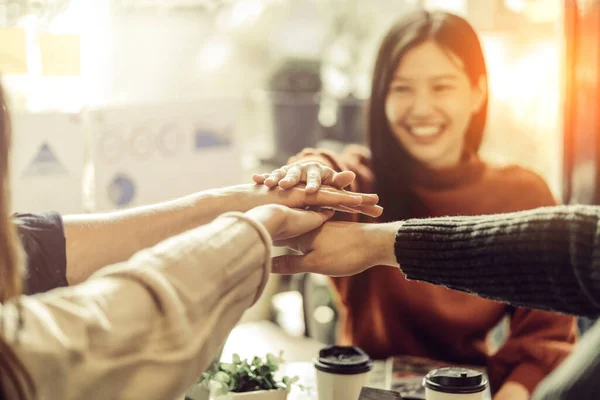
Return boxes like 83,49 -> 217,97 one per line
1,212 -> 271,400
13,212 -> 67,295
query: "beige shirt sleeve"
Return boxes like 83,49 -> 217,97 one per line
0,212 -> 271,400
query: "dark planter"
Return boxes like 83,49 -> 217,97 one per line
266,92 -> 321,165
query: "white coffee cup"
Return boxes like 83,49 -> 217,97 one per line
423,367 -> 487,400
314,346 -> 373,400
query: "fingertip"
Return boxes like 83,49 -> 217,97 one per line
333,170 -> 355,186
278,179 -> 291,189
323,209 -> 335,219
361,193 -> 380,205
370,205 -> 384,217
350,195 -> 363,204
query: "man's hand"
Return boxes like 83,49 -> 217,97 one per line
271,221 -> 400,276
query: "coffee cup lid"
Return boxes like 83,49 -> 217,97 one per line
423,368 -> 487,394
314,346 -> 373,375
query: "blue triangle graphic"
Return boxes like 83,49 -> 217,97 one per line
23,142 -> 67,177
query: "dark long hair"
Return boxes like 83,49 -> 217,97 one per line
0,84 -> 35,399
368,10 -> 489,220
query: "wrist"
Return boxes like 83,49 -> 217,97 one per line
244,205 -> 285,238
364,221 -> 402,268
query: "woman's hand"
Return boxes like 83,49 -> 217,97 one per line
252,162 -> 356,193
251,162 -> 382,217
270,221 -> 401,276
242,184 -> 383,218
245,204 -> 335,242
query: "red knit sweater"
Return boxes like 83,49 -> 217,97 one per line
289,145 -> 577,394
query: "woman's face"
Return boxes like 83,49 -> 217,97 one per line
385,40 -> 485,168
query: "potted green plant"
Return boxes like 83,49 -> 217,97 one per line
200,352 -> 301,399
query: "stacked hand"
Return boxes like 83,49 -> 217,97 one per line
249,161 -> 398,277
252,162 -> 383,218
245,204 -> 335,243
253,162 -> 355,193
270,221 -> 399,276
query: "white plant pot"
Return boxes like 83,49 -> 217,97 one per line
219,390 -> 288,400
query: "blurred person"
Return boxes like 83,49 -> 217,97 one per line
253,10 -> 575,399
270,204 -> 600,400
0,80 -> 380,400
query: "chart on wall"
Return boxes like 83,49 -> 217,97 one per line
88,98 -> 243,211
11,112 -> 85,214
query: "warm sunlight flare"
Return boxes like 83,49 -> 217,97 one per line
482,34 -> 560,133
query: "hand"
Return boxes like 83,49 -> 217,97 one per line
245,204 -> 335,242
251,163 -> 382,217
270,221 -> 401,276
252,162 -> 356,193
244,184 -> 383,218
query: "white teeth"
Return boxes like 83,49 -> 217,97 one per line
410,126 -> 442,137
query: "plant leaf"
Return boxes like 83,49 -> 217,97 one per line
209,380 -> 230,397
221,363 -> 237,374
211,351 -> 299,394
213,371 -> 231,384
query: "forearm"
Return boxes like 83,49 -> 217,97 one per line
393,205 -> 600,317
8,213 -> 271,400
64,184 -> 268,284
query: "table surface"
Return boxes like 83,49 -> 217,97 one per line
184,321 -> 491,400
212,321 -> 387,400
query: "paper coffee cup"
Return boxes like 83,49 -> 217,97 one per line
423,367 -> 487,400
314,346 -> 373,400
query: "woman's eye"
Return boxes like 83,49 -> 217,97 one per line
391,85 -> 410,93
433,85 -> 454,92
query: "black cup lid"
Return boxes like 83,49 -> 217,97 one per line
314,346 -> 373,375
423,368 -> 487,394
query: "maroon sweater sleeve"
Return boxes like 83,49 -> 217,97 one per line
13,212 -> 67,295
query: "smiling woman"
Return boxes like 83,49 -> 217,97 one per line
384,40 -> 486,168
252,10 -> 578,400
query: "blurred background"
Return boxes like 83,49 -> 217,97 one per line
1,0 -> 598,348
